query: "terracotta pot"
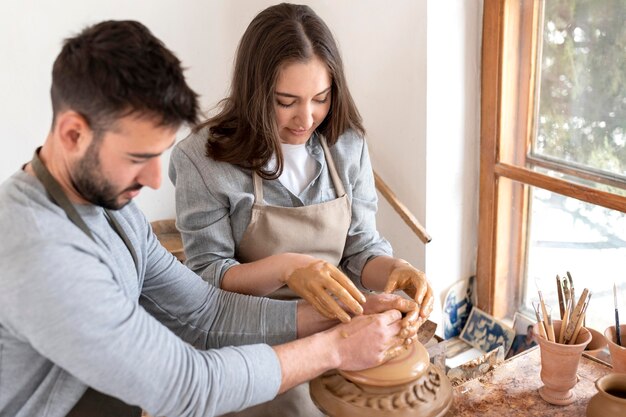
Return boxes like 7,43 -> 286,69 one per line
585,327 -> 607,354
586,373 -> 626,417
534,320 -> 591,405
604,325 -> 626,373
339,342 -> 430,389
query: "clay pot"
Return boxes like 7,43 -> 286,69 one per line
586,373 -> 626,417
585,327 -> 607,355
534,320 -> 591,405
604,325 -> 626,373
339,341 -> 430,389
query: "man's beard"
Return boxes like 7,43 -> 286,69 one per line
71,141 -> 140,210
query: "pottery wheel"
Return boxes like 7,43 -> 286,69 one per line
310,344 -> 453,417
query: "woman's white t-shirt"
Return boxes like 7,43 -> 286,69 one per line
278,142 -> 317,196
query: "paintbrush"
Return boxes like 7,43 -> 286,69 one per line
615,283 -> 622,347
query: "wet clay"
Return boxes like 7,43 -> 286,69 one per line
310,342 -> 453,417
340,342 -> 430,387
310,364 -> 452,417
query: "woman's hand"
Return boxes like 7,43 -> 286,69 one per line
283,260 -> 366,323
383,261 -> 434,344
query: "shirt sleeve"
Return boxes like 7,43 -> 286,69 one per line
339,136 -> 393,287
168,143 -> 238,287
139,215 -> 297,349
0,220 -> 296,417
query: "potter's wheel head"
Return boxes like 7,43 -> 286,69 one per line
339,342 -> 429,388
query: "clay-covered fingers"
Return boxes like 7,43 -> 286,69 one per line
361,293 -> 417,315
321,264 -> 365,316
400,307 -> 420,332
398,308 -> 420,345
306,293 -> 337,320
285,260 -> 365,323
311,284 -> 353,323
416,285 -> 434,319
383,344 -> 406,362
378,307 -> 403,326
384,263 -> 434,321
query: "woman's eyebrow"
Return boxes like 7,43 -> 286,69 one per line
275,86 -> 331,98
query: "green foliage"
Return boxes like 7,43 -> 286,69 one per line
536,0 -> 626,176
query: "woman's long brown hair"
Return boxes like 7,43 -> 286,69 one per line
197,3 -> 365,179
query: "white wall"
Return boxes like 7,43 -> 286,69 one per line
424,0 -> 483,325
1,0 -> 482,333
1,0 -> 214,221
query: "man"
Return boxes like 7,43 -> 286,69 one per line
0,21 -> 415,417
507,324 -> 537,359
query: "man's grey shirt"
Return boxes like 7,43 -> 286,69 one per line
0,170 -> 297,417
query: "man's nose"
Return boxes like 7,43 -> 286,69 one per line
138,157 -> 162,190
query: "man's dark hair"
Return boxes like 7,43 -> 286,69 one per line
51,20 -> 199,135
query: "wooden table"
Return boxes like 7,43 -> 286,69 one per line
445,347 -> 611,416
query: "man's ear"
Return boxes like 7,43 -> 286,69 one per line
54,111 -> 92,153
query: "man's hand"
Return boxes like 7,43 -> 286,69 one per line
274,308 -> 404,393
383,262 -> 434,344
283,260 -> 365,323
330,309 -> 404,371
360,293 -> 420,346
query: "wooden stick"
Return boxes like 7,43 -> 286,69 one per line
563,288 -> 589,344
567,271 -> 575,311
374,171 -> 431,244
568,313 -> 585,345
538,291 -> 555,342
568,294 -> 591,345
556,275 -> 565,320
559,298 -> 571,344
547,314 -> 555,343
532,302 -> 547,340
563,279 -> 570,309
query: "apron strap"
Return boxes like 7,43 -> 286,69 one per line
104,210 -> 140,269
252,170 -> 265,204
30,148 -> 139,269
318,135 -> 346,197
31,149 -> 96,241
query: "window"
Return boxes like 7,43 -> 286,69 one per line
477,0 -> 626,331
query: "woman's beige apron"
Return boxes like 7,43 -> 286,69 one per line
225,136 -> 351,417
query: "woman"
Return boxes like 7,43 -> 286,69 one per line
170,3 -> 433,337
